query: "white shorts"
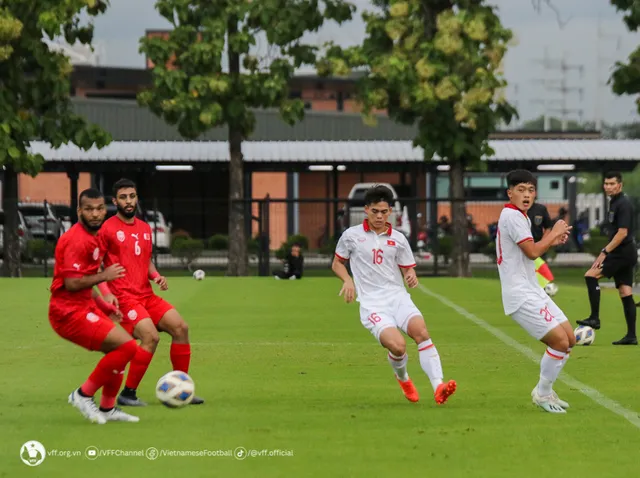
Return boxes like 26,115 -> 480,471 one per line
510,297 -> 568,340
359,294 -> 422,342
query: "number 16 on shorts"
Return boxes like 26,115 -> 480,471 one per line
368,313 -> 382,325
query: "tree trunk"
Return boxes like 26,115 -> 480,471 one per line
448,160 -> 471,277
225,15 -> 248,276
2,166 -> 22,278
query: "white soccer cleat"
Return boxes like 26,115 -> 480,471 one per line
101,407 -> 140,423
531,387 -> 570,410
531,388 -> 566,414
68,389 -> 107,425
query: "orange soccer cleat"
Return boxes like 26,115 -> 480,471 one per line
396,376 -> 420,402
434,380 -> 457,405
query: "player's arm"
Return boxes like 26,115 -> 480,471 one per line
400,266 -> 418,288
332,256 -> 356,303
604,228 -> 628,253
64,265 -> 125,292
604,202 -> 631,254
541,206 -> 553,238
518,219 -> 572,260
148,261 -> 168,290
397,238 -> 418,288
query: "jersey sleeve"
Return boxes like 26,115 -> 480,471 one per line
506,212 -> 533,245
335,231 -> 353,260
397,236 -> 416,268
617,201 -> 633,229
59,239 -> 86,279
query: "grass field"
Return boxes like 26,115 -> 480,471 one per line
1,271 -> 639,477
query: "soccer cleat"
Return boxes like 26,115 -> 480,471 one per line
68,389 -> 107,425
434,380 -> 457,405
396,376 -> 419,402
576,317 -> 601,330
612,336 -> 638,345
532,388 -> 566,414
101,407 -> 140,423
190,396 -> 205,405
532,387 -> 569,409
117,393 -> 148,407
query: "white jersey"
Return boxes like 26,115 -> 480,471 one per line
335,221 -> 416,307
496,204 -> 548,315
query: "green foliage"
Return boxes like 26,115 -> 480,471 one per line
0,0 -> 111,176
609,1 -> 640,113
437,236 -> 453,261
138,0 -> 355,139
318,0 -> 516,165
247,236 -> 260,255
208,234 -> 229,250
171,238 -> 204,269
584,228 -> 610,258
26,239 -> 54,262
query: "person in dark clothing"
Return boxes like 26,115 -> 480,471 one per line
274,243 -> 304,280
577,172 -> 638,345
527,202 -> 553,243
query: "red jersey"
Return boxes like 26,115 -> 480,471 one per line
50,223 -> 105,304
99,215 -> 154,301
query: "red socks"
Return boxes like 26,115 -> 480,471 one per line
125,347 -> 155,390
170,343 -> 191,373
80,340 -> 137,397
100,371 -> 125,409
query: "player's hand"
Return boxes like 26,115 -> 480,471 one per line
102,263 -> 126,282
109,309 -> 123,323
154,275 -> 168,291
590,253 -> 606,271
339,279 -> 356,303
404,269 -> 419,288
551,220 -> 572,239
103,293 -> 119,309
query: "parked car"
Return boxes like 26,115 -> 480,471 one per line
344,183 -> 411,238
50,204 -> 73,233
145,210 -> 172,252
18,202 -> 63,243
0,210 -> 34,259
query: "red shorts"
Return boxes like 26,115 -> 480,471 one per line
49,302 -> 115,352
118,295 -> 174,335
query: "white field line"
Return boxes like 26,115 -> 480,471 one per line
418,283 -> 640,430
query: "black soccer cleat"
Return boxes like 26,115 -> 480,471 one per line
576,317 -> 601,330
117,388 -> 148,407
190,396 -> 205,405
612,336 -> 638,346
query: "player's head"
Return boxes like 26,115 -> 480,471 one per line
364,185 -> 394,229
78,188 -> 106,232
112,178 -> 138,219
603,171 -> 622,197
505,170 -> 537,211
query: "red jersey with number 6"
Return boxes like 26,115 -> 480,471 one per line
99,215 -> 154,301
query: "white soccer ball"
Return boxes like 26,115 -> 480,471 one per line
193,269 -> 205,281
544,282 -> 559,297
155,371 -> 195,408
574,326 -> 596,346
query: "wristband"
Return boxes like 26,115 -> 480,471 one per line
149,271 -> 161,280
97,282 -> 111,296
94,295 -> 117,314
601,248 -> 609,256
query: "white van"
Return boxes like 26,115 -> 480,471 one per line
345,183 -> 411,238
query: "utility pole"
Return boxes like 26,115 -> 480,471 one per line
595,17 -> 621,132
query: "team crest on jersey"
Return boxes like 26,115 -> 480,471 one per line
92,247 -> 100,261
533,215 -> 543,226
86,312 -> 99,323
609,211 -> 615,223
127,310 -> 138,321
117,230 -> 125,242
387,240 -> 396,246
144,233 -> 150,241
357,237 -> 367,242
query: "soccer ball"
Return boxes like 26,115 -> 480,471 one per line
544,282 -> 559,297
193,269 -> 205,281
574,326 -> 596,346
155,371 -> 195,408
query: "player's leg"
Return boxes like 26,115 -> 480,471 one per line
118,306 -> 160,406
577,266 -> 604,329
612,269 -> 638,345
153,298 -> 204,404
59,310 -> 138,424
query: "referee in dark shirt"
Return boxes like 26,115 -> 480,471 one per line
577,171 -> 638,345
527,202 -> 553,243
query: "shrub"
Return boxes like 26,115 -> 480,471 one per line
208,234 -> 229,250
584,228 -> 609,258
171,238 -> 204,269
27,239 -> 54,263
286,234 -> 309,250
437,236 -> 453,262
247,236 -> 260,254
171,229 -> 191,246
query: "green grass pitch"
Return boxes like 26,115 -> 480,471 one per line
1,274 -> 639,477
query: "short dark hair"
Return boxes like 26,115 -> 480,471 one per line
604,171 -> 622,183
364,185 -> 394,206
79,188 -> 104,206
112,178 -> 137,197
506,169 -> 537,188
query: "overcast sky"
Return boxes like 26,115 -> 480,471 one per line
87,0 -> 640,126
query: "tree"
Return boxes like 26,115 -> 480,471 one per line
319,0 -> 516,276
0,0 -> 112,277
610,0 -> 640,115
139,0 -> 354,276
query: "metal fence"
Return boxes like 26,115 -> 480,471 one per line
2,195 -> 615,278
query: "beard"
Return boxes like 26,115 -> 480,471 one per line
117,203 -> 136,219
80,215 -> 102,232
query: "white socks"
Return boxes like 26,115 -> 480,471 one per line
388,352 -> 408,381
418,339 -> 443,392
537,347 -> 569,396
